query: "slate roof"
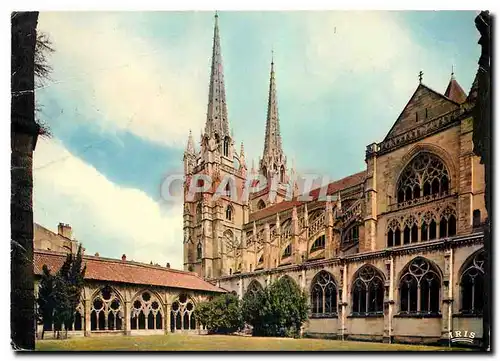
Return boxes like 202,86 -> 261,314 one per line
248,171 -> 366,222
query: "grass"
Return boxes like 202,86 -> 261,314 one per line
36,334 -> 472,351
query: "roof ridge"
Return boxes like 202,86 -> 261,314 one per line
34,249 -> 194,276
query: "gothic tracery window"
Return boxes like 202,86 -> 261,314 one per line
90,286 -> 123,331
387,219 -> 402,247
246,280 -> 263,297
403,215 -> 418,244
397,152 -> 450,203
311,235 -> 326,251
352,265 -> 384,315
130,291 -> 164,331
399,258 -> 441,314
439,206 -> 457,238
170,294 -> 196,332
460,250 -> 484,315
311,271 -> 337,317
421,211 -> 438,241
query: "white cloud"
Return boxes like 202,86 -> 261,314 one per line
288,11 -> 456,110
37,12 -> 210,148
33,138 -> 184,269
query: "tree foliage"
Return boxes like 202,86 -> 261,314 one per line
242,277 -> 308,337
36,245 -> 86,338
36,265 -> 55,339
194,293 -> 243,334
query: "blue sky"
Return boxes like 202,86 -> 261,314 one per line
33,11 -> 480,268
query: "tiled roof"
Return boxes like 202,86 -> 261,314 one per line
444,77 -> 467,104
34,250 -> 225,293
248,171 -> 366,222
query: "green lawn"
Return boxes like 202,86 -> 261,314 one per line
36,334 -> 471,351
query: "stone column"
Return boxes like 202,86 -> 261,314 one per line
363,143 -> 378,252
264,222 -> 271,269
164,303 -> 170,334
441,249 -> 454,343
124,301 -> 131,335
291,206 -> 301,264
325,201 -> 334,258
340,262 -> 348,340
84,299 -> 91,337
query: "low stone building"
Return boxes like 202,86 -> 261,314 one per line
34,223 -> 225,338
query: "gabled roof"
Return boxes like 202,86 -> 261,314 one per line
34,250 -> 225,293
383,83 -> 460,141
444,76 -> 467,104
248,171 -> 366,222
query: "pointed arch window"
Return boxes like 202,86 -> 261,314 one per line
342,224 -> 359,246
223,136 -> 230,157
403,215 -> 418,245
472,209 -> 481,228
311,235 -> 326,252
90,286 -> 123,331
439,207 -> 457,238
196,242 -> 202,260
170,295 -> 196,332
387,219 -> 401,247
460,250 -> 484,315
130,291 -> 164,331
421,211 -> 438,242
399,258 -> 441,315
280,165 -> 286,183
396,152 -> 450,204
310,271 -> 337,318
282,243 -> 291,259
257,199 -> 266,210
225,205 -> 233,221
246,280 -> 263,297
352,265 -> 384,315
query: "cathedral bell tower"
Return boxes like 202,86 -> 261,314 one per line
252,55 -> 291,210
183,13 -> 246,279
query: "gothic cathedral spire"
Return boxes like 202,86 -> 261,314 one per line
260,55 -> 287,182
204,12 -> 230,140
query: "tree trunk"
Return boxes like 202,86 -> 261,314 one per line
11,11 -> 39,351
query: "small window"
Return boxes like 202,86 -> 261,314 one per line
257,199 -> 266,210
282,244 -> 291,259
197,243 -> 202,260
225,205 -> 233,221
473,209 -> 481,228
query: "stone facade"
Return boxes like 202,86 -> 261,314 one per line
182,15 -> 486,345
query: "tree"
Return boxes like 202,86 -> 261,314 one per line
11,11 -> 39,350
471,10 -> 491,352
242,277 -> 308,337
36,265 -> 55,340
11,11 -> 54,349
53,245 -> 86,338
194,293 -> 243,334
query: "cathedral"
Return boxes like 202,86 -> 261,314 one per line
182,14 -> 486,344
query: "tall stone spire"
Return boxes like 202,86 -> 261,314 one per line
185,130 -> 195,154
260,54 -> 287,181
204,12 -> 230,140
